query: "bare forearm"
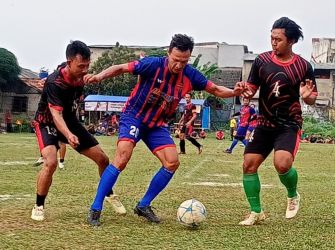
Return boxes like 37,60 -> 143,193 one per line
96,64 -> 127,81
50,109 -> 71,138
209,85 -> 236,98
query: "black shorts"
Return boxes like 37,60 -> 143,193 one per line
244,126 -> 301,158
180,124 -> 193,136
33,120 -> 98,153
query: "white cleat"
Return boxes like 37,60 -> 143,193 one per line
34,157 -> 44,166
239,211 -> 266,226
58,161 -> 65,169
105,194 -> 126,215
286,192 -> 300,219
31,205 -> 45,221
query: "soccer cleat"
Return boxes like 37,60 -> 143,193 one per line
87,209 -> 101,226
31,205 -> 45,221
134,204 -> 160,223
225,149 -> 232,154
58,161 -> 65,169
198,145 -> 203,154
34,157 -> 44,166
286,192 -> 300,219
105,194 -> 126,215
239,211 -> 266,226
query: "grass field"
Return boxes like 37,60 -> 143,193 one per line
0,133 -> 334,249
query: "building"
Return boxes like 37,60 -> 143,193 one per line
0,68 -> 41,129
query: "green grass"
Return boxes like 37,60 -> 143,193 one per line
0,133 -> 334,249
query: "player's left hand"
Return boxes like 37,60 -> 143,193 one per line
300,79 -> 315,99
83,74 -> 101,84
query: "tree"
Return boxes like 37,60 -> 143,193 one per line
85,45 -> 167,96
0,48 -> 21,88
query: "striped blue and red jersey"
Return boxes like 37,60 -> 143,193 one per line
125,56 -> 210,128
239,105 -> 256,127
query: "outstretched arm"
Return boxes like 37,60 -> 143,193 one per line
84,63 -> 130,84
205,81 -> 246,98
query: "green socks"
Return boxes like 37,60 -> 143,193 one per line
243,173 -> 261,213
279,167 -> 298,198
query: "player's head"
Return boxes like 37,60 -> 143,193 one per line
185,93 -> 192,103
271,17 -> 303,56
66,40 -> 91,79
168,34 -> 194,74
242,97 -> 250,105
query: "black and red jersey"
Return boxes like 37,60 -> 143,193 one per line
247,51 -> 318,128
34,65 -> 84,124
182,103 -> 196,125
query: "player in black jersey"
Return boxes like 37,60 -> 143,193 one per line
178,93 -> 203,154
239,17 -> 318,226
31,41 -> 125,221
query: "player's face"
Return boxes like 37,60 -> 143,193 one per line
68,55 -> 90,79
167,48 -> 191,74
242,98 -> 250,105
271,28 -> 292,57
185,94 -> 191,103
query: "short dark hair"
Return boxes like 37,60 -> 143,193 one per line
66,40 -> 91,60
169,34 -> 194,53
272,17 -> 303,43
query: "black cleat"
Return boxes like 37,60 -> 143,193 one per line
134,204 -> 160,223
87,209 -> 101,226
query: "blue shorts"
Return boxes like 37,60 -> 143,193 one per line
247,126 -> 255,132
118,115 -> 175,153
234,126 -> 248,140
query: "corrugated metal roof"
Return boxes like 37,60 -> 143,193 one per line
19,68 -> 39,79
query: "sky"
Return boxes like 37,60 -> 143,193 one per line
1,0 -> 334,73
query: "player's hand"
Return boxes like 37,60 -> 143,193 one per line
67,133 -> 80,149
232,81 -> 245,96
36,78 -> 46,91
83,74 -> 101,84
240,84 -> 255,98
300,79 -> 315,99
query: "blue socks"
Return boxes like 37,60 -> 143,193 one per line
91,164 -> 120,211
139,166 -> 174,207
229,139 -> 238,151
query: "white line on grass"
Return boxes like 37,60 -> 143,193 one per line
0,161 -> 31,165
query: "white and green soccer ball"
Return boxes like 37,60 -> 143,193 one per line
177,199 -> 207,228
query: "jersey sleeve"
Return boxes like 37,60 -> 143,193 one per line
128,56 -> 161,77
46,81 -> 64,111
187,66 -> 208,91
247,56 -> 262,91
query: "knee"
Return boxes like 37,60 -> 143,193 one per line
274,158 -> 292,174
242,160 -> 258,174
43,158 -> 58,174
165,159 -> 180,172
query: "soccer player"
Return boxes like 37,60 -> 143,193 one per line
225,97 -> 255,153
31,41 -> 126,221
245,104 -> 257,141
84,34 -> 249,226
239,17 -> 318,226
178,93 -> 202,154
229,116 -> 237,141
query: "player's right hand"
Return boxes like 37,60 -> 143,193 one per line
83,74 -> 100,84
67,133 -> 80,149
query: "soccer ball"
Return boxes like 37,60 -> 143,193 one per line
177,199 -> 207,228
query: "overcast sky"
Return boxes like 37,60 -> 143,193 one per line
1,0 -> 334,73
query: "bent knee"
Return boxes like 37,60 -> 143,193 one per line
165,159 -> 180,172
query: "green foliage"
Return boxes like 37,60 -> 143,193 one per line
85,45 -> 138,96
191,54 -> 219,102
303,115 -> 335,138
0,48 -> 21,87
85,46 -> 168,96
